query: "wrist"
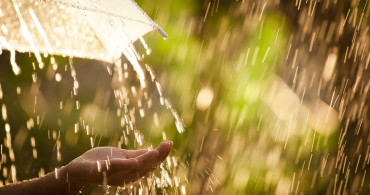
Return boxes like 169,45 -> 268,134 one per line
59,166 -> 88,194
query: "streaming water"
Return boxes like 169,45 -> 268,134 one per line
0,0 -> 185,193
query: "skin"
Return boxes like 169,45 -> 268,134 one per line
0,141 -> 173,195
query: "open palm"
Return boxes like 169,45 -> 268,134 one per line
61,141 -> 173,188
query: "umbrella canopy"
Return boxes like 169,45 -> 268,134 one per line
0,0 -> 166,74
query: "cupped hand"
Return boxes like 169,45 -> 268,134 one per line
61,141 -> 173,189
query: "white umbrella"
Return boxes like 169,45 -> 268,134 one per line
0,0 -> 166,85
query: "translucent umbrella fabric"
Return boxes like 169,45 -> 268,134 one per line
0,0 -> 166,69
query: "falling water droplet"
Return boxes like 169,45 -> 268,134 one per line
55,73 -> 62,82
175,119 -> 185,133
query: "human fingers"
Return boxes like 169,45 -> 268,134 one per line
155,141 -> 173,161
105,150 -> 156,183
98,158 -> 139,186
83,147 -> 127,160
127,141 -> 172,160
109,158 -> 138,171
95,142 -> 171,173
133,142 -> 173,177
136,149 -> 159,168
106,142 -> 173,185
125,149 -> 149,158
135,141 -> 172,167
97,158 -> 138,173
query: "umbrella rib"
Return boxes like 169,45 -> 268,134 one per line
128,0 -> 167,38
44,0 -> 167,38
45,0 -> 155,27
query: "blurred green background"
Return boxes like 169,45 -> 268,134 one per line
0,0 -> 369,194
